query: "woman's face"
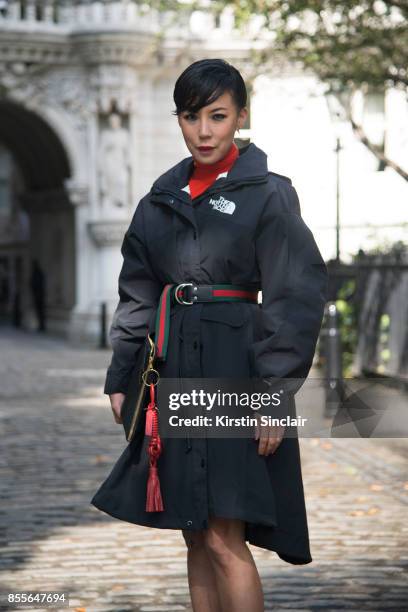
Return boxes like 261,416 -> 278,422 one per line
177,91 -> 248,164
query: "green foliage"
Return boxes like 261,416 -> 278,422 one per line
335,279 -> 358,377
207,1 -> 408,92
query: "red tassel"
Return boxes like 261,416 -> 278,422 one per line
145,405 -> 153,436
146,464 -> 164,512
145,383 -> 164,512
145,383 -> 155,436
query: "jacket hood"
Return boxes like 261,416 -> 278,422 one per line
151,142 -> 272,193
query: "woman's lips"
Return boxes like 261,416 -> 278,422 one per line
197,146 -> 215,155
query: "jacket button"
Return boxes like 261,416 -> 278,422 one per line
187,520 -> 193,526
193,340 -> 198,350
201,458 -> 205,468
169,198 -> 174,204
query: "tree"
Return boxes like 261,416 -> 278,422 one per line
211,0 -> 408,180
168,1 -> 408,179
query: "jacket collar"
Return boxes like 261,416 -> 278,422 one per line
151,142 -> 269,196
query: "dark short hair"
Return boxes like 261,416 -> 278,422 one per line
172,58 -> 247,115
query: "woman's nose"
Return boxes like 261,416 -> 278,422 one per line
198,119 -> 211,137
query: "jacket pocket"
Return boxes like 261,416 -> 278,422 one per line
199,303 -> 251,378
199,302 -> 249,327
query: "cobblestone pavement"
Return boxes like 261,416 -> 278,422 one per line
0,327 -> 407,612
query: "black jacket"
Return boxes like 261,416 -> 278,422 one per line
104,142 -> 328,395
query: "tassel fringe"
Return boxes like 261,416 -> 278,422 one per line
145,383 -> 164,512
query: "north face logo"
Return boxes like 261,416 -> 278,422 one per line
209,195 -> 236,215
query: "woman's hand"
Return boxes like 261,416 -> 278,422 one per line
254,414 -> 285,456
109,393 -> 125,424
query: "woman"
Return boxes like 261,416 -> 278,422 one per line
91,58 -> 328,611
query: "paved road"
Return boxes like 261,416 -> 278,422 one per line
0,327 -> 407,611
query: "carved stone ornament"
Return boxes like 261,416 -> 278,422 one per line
64,180 -> 89,207
90,64 -> 140,114
98,112 -> 131,210
87,220 -> 129,247
0,64 -> 95,128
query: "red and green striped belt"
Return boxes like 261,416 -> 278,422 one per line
154,282 -> 259,361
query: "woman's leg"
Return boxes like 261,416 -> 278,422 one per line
182,529 -> 222,612
202,516 -> 264,612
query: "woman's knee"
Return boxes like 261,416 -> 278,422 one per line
203,517 -> 245,566
182,529 -> 206,551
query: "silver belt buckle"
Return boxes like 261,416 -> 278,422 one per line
175,282 -> 194,305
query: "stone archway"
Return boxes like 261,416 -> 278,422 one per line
0,100 -> 75,334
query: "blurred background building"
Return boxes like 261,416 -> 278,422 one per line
0,1 -> 406,369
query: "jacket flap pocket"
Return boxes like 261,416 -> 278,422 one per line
200,303 -> 248,327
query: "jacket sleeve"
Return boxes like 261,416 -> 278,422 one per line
104,196 -> 162,395
249,181 -> 328,406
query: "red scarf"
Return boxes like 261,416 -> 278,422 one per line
189,142 -> 239,200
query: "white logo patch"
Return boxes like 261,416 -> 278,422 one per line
209,195 -> 236,215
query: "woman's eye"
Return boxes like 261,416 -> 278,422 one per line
183,113 -> 226,121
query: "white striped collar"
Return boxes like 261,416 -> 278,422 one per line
181,170 -> 229,194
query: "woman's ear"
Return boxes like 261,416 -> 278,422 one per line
237,106 -> 248,130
